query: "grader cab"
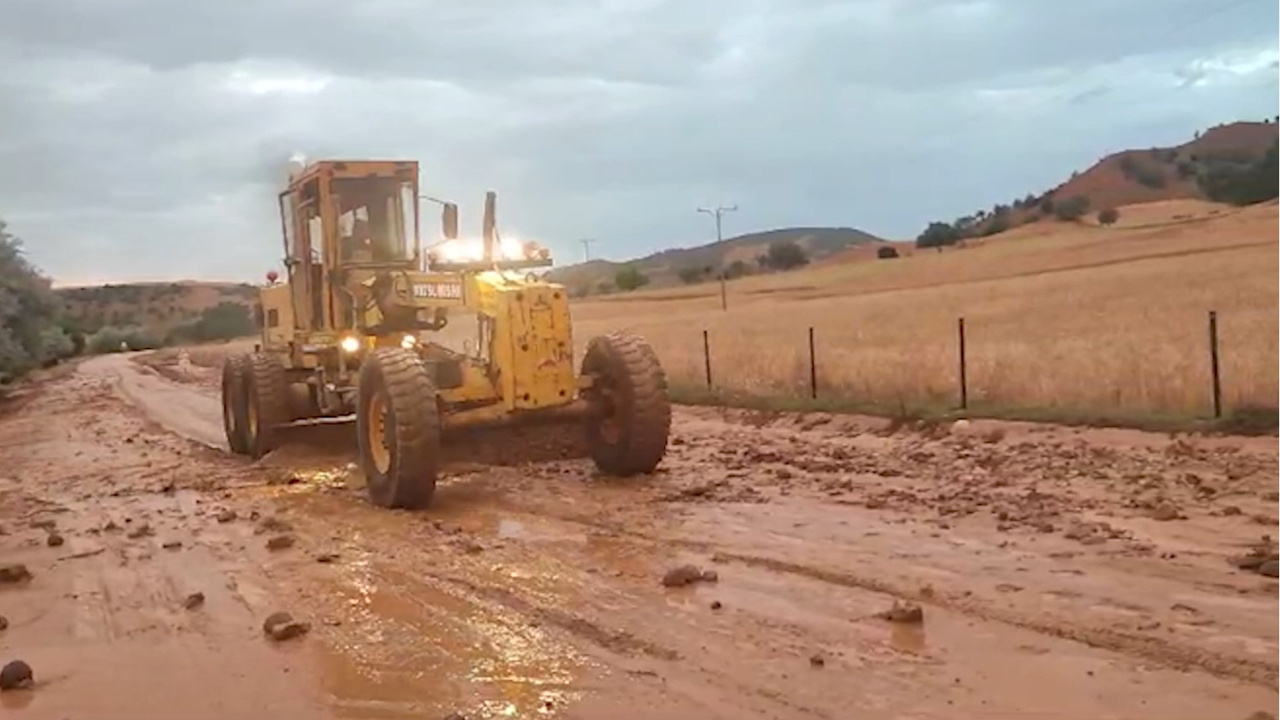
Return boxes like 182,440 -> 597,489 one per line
221,159 -> 670,508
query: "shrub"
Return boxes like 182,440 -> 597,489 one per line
1097,208 -> 1120,226
877,246 -> 899,259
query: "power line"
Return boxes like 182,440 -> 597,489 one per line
579,237 -> 597,261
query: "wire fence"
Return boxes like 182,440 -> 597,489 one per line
688,310 -> 1242,421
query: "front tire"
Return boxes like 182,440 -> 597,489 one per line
221,354 -> 251,454
581,331 -> 671,476
245,353 -> 289,459
357,348 -> 440,509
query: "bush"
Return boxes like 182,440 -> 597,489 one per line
1097,208 -> 1120,226
1054,195 -> 1091,221
614,265 -> 649,291
876,246 -> 899,259
87,326 -> 163,354
722,260 -> 751,279
763,240 -> 809,270
677,267 -> 705,285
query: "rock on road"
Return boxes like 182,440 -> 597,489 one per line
0,351 -> 1276,720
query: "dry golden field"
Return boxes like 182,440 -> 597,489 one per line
569,200 -> 1279,423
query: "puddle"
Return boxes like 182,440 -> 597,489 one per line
313,561 -> 589,718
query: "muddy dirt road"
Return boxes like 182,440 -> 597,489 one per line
1,351 -> 1277,719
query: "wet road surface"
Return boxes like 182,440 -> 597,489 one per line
0,352 -> 1276,719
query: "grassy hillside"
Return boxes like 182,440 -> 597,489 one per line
56,281 -> 256,335
547,226 -> 883,294
569,199 -> 1278,426
928,120 -> 1279,241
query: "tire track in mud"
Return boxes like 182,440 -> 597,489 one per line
470,496 -> 1280,688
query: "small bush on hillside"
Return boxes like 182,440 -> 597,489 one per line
1097,208 -> 1120,226
877,246 -> 899,259
87,326 -> 163,354
1054,195 -> 1091,221
615,266 -> 650,291
763,240 -> 809,270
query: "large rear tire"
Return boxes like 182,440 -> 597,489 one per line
357,348 -> 440,509
581,331 -> 671,476
245,353 -> 289,459
221,354 -> 251,455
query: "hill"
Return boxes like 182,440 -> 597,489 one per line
569,198 -> 1277,424
927,120 -> 1279,242
56,281 -> 257,343
547,226 -> 883,294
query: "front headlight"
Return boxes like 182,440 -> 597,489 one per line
339,336 -> 361,353
400,334 -> 417,349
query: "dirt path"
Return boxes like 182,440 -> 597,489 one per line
0,352 -> 1276,719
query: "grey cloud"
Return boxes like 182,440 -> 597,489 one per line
0,0 -> 1276,283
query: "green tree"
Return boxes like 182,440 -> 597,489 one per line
916,221 -> 961,248
614,266 -> 649,291
1,219 -> 67,380
1197,144 -> 1279,206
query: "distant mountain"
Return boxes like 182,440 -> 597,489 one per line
943,120 -> 1279,239
547,226 -> 883,293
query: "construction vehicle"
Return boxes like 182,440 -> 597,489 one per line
220,159 -> 670,508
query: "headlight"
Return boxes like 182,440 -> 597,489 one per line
400,334 -> 417,349
339,336 -> 361,353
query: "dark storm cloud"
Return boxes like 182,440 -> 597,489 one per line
0,0 -> 1275,284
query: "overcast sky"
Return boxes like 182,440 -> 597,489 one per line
1,0 -> 1276,286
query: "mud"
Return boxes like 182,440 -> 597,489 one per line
0,351 -> 1275,719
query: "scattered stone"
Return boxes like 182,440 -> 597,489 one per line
809,653 -> 825,668
1244,712 -> 1277,720
46,533 -> 64,548
162,540 -> 183,550
266,534 -> 296,551
159,481 -> 176,494
700,569 -> 719,583
442,713 -> 468,720
315,553 -> 339,564
1151,503 -> 1181,522
0,660 -> 33,691
256,516 -> 292,534
0,564 -> 32,584
710,600 -> 723,610
182,592 -> 205,610
661,564 -> 705,588
215,509 -> 238,523
0,616 -> 8,631
263,611 -> 310,642
126,523 -> 154,539
29,519 -> 56,531
1259,560 -> 1279,578
1221,505 -> 1243,516
103,520 -> 121,533
876,600 -> 924,624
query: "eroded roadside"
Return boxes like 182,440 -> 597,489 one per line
0,350 -> 1276,720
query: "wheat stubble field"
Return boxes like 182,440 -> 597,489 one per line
570,200 -> 1279,424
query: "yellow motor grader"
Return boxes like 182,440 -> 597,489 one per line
220,159 -> 670,508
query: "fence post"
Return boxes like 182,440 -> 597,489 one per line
702,329 -> 713,389
808,327 -> 818,399
957,317 -> 968,410
1208,310 -> 1222,419
720,276 -> 728,311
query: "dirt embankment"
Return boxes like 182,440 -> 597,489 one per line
0,352 -> 1276,719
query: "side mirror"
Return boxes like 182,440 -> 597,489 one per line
442,203 -> 459,239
